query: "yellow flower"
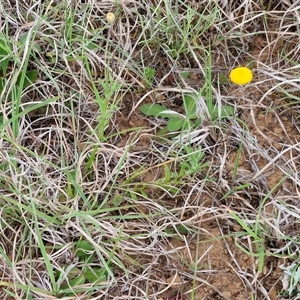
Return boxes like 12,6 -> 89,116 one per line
229,67 -> 253,85
106,12 -> 115,24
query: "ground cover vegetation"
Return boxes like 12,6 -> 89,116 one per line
0,0 -> 300,299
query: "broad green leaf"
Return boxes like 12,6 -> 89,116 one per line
175,224 -> 191,234
140,103 -> 168,117
182,119 -> 194,130
0,42 -> 10,75
21,69 -> 38,90
180,71 -> 189,79
67,267 -> 81,277
59,271 -> 86,294
183,94 -> 197,117
157,126 -> 169,136
86,42 -> 99,50
68,274 -> 86,287
220,105 -> 234,117
167,118 -> 184,131
128,191 -> 138,200
83,266 -> 107,283
75,240 -> 94,258
210,105 -> 234,120
194,118 -> 202,127
18,32 -> 30,46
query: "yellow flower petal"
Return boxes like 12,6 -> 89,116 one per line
229,67 -> 253,85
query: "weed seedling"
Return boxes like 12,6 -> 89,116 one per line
140,93 -> 202,136
140,91 -> 234,136
56,240 -> 111,297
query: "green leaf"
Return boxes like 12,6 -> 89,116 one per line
67,267 -> 81,277
167,118 -> 184,131
180,71 -> 189,79
220,105 -> 234,117
18,32 -> 30,49
183,94 -> 197,118
21,69 -> 38,90
194,118 -> 202,127
0,42 -> 10,75
182,119 -> 194,130
176,224 -> 191,234
86,42 -> 99,50
144,67 -> 155,84
83,266 -> 107,283
59,269 -> 86,294
68,273 -> 86,287
140,103 -> 168,117
0,77 -> 5,95
156,126 -> 169,136
75,240 -> 94,258
111,192 -> 122,207
219,73 -> 228,84
210,105 -> 234,120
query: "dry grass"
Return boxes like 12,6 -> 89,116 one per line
1,0 -> 300,299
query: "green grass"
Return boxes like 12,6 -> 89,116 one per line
1,0 -> 300,299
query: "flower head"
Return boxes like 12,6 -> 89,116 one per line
106,12 -> 115,24
229,67 -> 253,85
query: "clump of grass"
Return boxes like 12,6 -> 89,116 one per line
0,32 -> 38,137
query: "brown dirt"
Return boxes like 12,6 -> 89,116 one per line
163,225 -> 250,300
